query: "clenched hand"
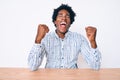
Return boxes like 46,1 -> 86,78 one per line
35,24 -> 49,43
85,26 -> 97,48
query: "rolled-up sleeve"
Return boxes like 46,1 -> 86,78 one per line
87,48 -> 101,70
80,36 -> 101,70
28,43 -> 46,71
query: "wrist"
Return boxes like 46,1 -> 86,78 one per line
35,40 -> 41,44
90,40 -> 97,48
35,38 -> 42,44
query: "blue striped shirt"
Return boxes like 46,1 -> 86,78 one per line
28,31 -> 101,71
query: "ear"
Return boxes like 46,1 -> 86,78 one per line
54,21 -> 57,26
53,21 -> 57,27
54,21 -> 56,24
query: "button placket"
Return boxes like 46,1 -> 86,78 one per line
60,39 -> 65,68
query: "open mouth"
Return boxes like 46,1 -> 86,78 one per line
60,22 -> 66,27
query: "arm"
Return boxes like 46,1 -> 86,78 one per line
81,26 -> 101,70
28,24 -> 49,71
80,36 -> 101,70
85,26 -> 97,48
28,43 -> 46,71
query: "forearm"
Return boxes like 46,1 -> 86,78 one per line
35,35 -> 43,44
28,44 -> 44,71
81,36 -> 101,70
82,48 -> 101,70
89,48 -> 101,70
90,40 -> 97,48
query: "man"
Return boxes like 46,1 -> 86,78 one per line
28,4 -> 101,71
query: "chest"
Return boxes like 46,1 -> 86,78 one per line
45,37 -> 81,54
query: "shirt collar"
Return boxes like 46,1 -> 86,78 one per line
54,30 -> 71,39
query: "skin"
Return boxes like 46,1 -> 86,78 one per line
85,26 -> 97,48
35,24 -> 49,43
35,9 -> 97,48
54,9 -> 71,39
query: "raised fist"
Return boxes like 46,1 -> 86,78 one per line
35,24 -> 49,43
85,26 -> 97,48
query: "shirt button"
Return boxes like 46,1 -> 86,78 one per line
61,57 -> 64,59
61,66 -> 63,68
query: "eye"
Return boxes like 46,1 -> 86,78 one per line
66,14 -> 70,18
57,14 -> 63,18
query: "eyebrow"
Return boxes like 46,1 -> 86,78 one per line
58,12 -> 70,16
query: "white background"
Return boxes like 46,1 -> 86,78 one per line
0,0 -> 120,68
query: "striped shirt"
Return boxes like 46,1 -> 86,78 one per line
28,31 -> 101,71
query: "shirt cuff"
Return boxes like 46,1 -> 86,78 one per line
32,43 -> 42,50
90,48 -> 99,55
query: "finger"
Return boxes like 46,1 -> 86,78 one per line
46,27 -> 49,33
86,26 -> 96,30
43,25 -> 49,33
85,27 -> 92,32
86,26 -> 95,28
86,26 -> 96,32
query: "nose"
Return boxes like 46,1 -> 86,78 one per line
61,15 -> 67,20
61,15 -> 65,19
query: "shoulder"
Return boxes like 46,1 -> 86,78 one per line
69,31 -> 83,38
43,32 -> 54,38
40,32 -> 54,44
69,31 -> 87,41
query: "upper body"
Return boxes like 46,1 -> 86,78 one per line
28,4 -> 101,71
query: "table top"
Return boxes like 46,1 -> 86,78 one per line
0,68 -> 120,80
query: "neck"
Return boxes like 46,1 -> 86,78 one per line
56,30 -> 67,39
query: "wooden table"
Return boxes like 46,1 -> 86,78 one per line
0,68 -> 120,80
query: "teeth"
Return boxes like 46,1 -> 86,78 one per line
60,22 -> 66,25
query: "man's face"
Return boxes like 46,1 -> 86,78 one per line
54,9 -> 71,34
